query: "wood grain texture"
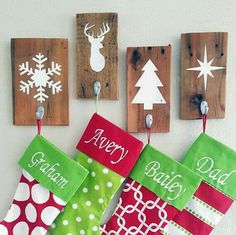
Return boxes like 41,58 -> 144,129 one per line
12,38 -> 69,125
76,13 -> 118,99
180,32 -> 228,119
127,46 -> 171,133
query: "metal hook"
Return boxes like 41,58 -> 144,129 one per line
36,106 -> 44,135
200,101 -> 208,133
93,81 -> 101,97
145,114 -> 153,129
146,114 -> 153,145
36,106 -> 44,120
94,81 -> 101,113
200,101 -> 209,115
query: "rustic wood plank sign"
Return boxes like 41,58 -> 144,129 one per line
76,13 -> 118,99
12,38 -> 68,125
180,32 -> 228,119
127,46 -> 171,133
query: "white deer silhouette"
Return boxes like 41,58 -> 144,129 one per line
84,22 -> 110,72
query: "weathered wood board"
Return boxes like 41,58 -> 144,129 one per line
12,38 -> 69,125
127,46 -> 171,133
180,32 -> 228,119
76,13 -> 118,99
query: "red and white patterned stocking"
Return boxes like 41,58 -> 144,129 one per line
0,170 -> 65,235
100,145 -> 201,235
0,135 -> 88,235
100,178 -> 179,235
163,133 -> 236,235
163,181 -> 233,235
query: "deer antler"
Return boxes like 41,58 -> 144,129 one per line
97,23 -> 110,38
84,23 -> 95,37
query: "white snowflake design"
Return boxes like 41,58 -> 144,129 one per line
19,53 -> 62,103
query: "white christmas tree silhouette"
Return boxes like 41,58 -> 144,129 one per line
132,59 -> 166,110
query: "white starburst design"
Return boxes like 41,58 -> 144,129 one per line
19,53 -> 62,103
186,44 -> 225,91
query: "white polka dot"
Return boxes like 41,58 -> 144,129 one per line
5,204 -> 21,222
103,168 -> 109,174
76,216 -> 82,222
15,183 -> 30,201
41,206 -> 60,226
91,171 -> 96,177
31,226 -> 47,235
80,230 -> 85,235
93,226 -> 98,231
107,182 -> 113,188
72,203 -> 78,209
0,224 -> 8,235
94,185 -> 100,190
51,223 -> 56,228
13,222 -> 29,235
85,201 -> 91,206
82,187 -> 88,193
63,220 -> 69,226
31,184 -> 50,204
89,214 -> 95,220
53,194 -> 66,206
25,203 -> 37,223
22,170 -> 34,182
98,198 -> 104,204
87,158 -> 93,163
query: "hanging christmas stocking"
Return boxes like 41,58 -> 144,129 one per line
0,135 -> 88,235
49,113 -> 143,235
100,144 -> 202,235
163,133 -> 236,235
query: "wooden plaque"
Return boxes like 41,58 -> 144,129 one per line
180,32 -> 228,119
127,46 -> 171,133
12,38 -> 69,125
76,13 -> 118,99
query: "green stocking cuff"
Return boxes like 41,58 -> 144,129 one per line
182,133 -> 236,199
130,145 -> 202,210
18,135 -> 89,202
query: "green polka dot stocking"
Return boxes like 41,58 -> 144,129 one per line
49,113 -> 143,234
49,152 -> 124,234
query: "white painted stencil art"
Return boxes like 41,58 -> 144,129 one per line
132,59 -> 166,110
186,44 -> 225,91
84,22 -> 110,72
19,53 -> 62,103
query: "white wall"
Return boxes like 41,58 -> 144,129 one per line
0,0 -> 236,234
